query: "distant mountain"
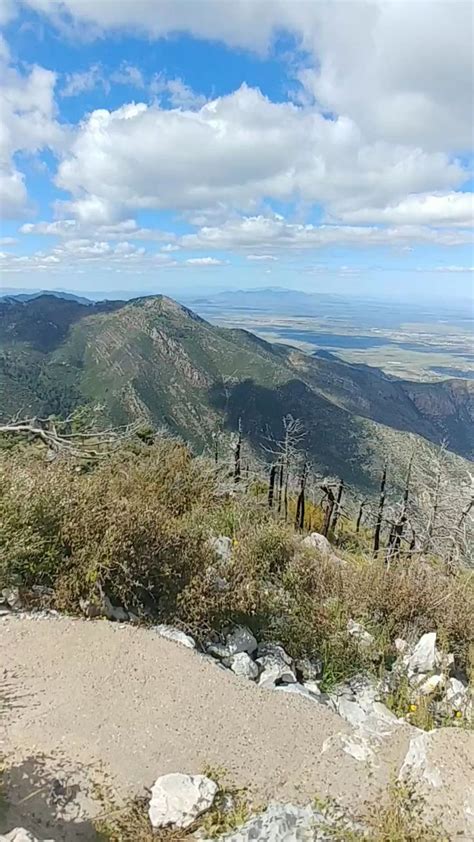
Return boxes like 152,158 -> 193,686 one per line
0,294 -> 472,497
189,287 -> 327,315
0,289 -> 92,306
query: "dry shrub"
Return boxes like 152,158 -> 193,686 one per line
0,438 -> 472,683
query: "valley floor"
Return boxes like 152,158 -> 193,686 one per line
1,614 -> 474,841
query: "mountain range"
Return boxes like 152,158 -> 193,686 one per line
0,293 -> 472,497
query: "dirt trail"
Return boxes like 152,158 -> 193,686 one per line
1,614 -> 473,840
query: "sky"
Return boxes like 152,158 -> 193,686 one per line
0,0 -> 473,303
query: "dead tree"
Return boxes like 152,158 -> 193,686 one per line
356,499 -> 367,533
330,478 -> 344,534
373,463 -> 387,557
263,415 -> 306,520
0,417 -> 142,461
268,464 -> 277,508
385,453 -> 414,565
448,493 -> 474,565
233,417 -> 242,483
321,484 -> 336,537
295,462 -> 308,531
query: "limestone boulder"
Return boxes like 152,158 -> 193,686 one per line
149,773 -> 217,829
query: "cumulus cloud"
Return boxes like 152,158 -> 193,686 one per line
0,237 -> 174,275
0,46 -> 62,217
335,192 -> 474,227
179,215 -> 473,252
16,0 -> 474,152
53,86 -> 465,227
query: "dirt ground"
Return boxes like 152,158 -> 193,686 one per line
1,614 -> 473,840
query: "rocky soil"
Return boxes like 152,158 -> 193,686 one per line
1,613 -> 474,841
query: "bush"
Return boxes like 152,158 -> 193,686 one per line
0,437 -> 472,685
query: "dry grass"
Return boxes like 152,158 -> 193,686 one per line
0,437 -> 473,684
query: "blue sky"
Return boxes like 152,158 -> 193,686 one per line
0,0 -> 473,303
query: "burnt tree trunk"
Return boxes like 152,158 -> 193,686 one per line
330,479 -> 344,533
268,464 -> 277,509
233,417 -> 242,484
295,463 -> 307,531
373,465 -> 387,557
321,485 -> 336,537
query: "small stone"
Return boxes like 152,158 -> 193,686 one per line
1,588 -> 22,611
1,830 -> 55,842
257,655 -> 297,689
347,619 -> 374,649
301,532 -> 333,555
202,802 -> 315,842
406,632 -> 437,674
149,773 -> 217,829
395,638 -> 408,654
153,625 -> 196,649
295,655 -> 323,681
276,682 -> 321,702
256,642 -> 293,665
418,674 -> 444,696
206,641 -> 231,659
225,626 -> 258,656
303,680 -> 321,696
210,535 -> 233,564
229,652 -> 259,681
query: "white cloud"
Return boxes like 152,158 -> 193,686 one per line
150,74 -> 206,109
185,256 -> 224,266
61,64 -> 109,97
53,86 -> 466,227
335,192 -> 474,227
17,0 -> 474,152
0,237 -> 173,275
246,254 -> 278,261
179,215 -> 473,252
432,265 -> 474,273
0,47 -> 62,217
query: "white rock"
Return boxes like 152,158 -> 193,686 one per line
418,674 -> 444,696
148,773 -> 217,829
211,536 -> 232,564
347,619 -> 374,649
1,588 -> 22,610
303,680 -> 321,696
406,632 -> 437,674
394,638 -> 408,654
446,677 -> 467,703
1,830 -> 55,842
301,532 -> 333,555
204,802 -> 315,841
229,652 -> 259,681
257,655 -> 297,689
399,732 -> 442,788
256,642 -> 293,665
153,625 -> 196,649
276,682 -> 321,703
226,626 -> 257,656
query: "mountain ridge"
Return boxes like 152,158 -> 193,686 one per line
0,293 -> 472,497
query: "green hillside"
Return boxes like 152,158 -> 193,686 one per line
1,294 -> 472,497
